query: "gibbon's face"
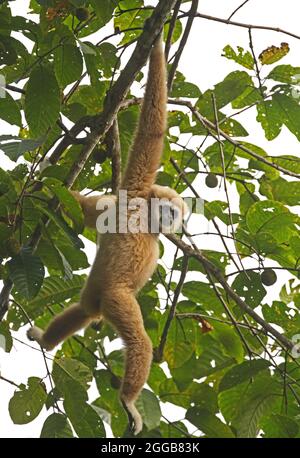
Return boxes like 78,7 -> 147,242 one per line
150,196 -> 188,234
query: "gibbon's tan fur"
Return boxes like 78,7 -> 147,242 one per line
27,37 -> 187,435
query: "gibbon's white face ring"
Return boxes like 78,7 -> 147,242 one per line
151,198 -> 185,234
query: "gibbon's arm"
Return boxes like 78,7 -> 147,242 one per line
72,185 -> 188,232
71,191 -> 116,228
121,36 -> 167,195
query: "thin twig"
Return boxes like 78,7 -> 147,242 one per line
168,98 -> 300,179
155,256 -> 189,361
165,0 -> 182,61
165,233 -> 294,351
179,12 -> 300,41
227,0 -> 250,21
107,120 -> 122,194
168,0 -> 199,90
0,375 -> 20,388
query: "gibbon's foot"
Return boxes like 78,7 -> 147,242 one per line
121,399 -> 143,436
27,326 -> 54,351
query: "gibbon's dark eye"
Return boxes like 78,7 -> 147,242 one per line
158,202 -> 181,232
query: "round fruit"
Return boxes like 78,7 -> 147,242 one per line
261,269 -> 277,286
205,173 -> 218,188
75,7 -> 89,22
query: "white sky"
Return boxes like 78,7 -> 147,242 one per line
1,0 -> 300,438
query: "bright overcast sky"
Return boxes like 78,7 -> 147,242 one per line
1,0 -> 300,438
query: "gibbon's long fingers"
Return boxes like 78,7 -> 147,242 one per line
121,36 -> 167,194
27,303 -> 92,351
102,291 -> 153,435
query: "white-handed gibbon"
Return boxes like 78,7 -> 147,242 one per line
27,37 -> 188,435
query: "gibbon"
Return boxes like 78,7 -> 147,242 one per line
27,37 -> 188,435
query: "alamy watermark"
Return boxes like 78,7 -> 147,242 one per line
291,334 -> 300,358
93,191 -> 203,235
0,74 -> 6,98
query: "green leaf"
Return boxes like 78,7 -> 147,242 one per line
171,81 -> 201,98
89,0 -> 116,28
8,247 -> 45,300
52,357 -> 93,396
9,377 -> 47,424
40,413 -> 74,438
136,389 -> 161,431
256,98 -> 283,140
273,93 -> 300,140
43,178 -> 84,230
232,271 -> 266,308
24,275 -> 85,314
24,65 -> 61,137
269,155 -> 300,174
54,43 -> 83,87
0,92 -> 21,126
0,321 -> 13,352
34,201 -> 84,249
246,200 -> 296,244
222,45 -> 254,70
197,71 -> 253,115
160,421 -> 189,438
219,359 -> 271,392
262,414 -> 299,438
235,377 -> 281,437
83,42 -> 119,81
182,281 -> 220,310
260,177 -> 300,206
212,322 -> 244,363
94,369 -> 127,437
267,64 -> 300,83
164,319 -> 194,369
0,135 -> 44,161
63,381 -> 106,438
186,407 -> 235,438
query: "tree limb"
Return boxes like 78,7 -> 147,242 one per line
168,0 -> 199,90
154,255 -> 189,362
169,98 -> 300,179
166,234 -> 294,351
180,12 -> 300,41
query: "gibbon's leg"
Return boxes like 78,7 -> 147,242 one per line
27,303 -> 92,351
102,289 -> 153,435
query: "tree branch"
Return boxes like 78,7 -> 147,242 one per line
165,234 -> 294,351
154,255 -> 189,362
180,12 -> 300,41
168,0 -> 199,90
106,120 -> 122,194
165,0 -> 182,61
169,98 -> 300,179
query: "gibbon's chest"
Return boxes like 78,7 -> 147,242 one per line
96,232 -> 159,291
